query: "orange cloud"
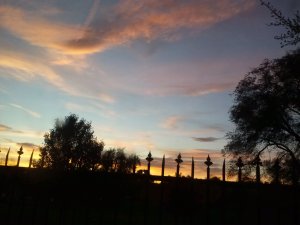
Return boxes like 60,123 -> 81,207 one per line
0,50 -> 115,102
0,5 -> 83,54
0,50 -> 66,89
0,1 -> 255,56
64,0 -> 255,54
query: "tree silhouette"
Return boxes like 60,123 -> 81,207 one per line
127,154 -> 141,174
101,148 -> 116,172
114,148 -> 128,173
223,49 -> 300,184
260,0 -> 300,47
100,148 -> 140,174
36,114 -> 104,170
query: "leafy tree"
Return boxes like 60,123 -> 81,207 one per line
101,148 -> 116,172
100,148 -> 141,174
127,154 -> 141,174
223,49 -> 300,184
114,148 -> 128,173
260,0 -> 300,47
36,114 -> 104,170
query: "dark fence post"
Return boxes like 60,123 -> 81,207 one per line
273,159 -> 281,184
161,155 -> 165,177
253,155 -> 262,183
204,155 -> 213,180
143,178 -> 150,225
222,159 -> 226,182
236,157 -> 244,182
146,151 -> 153,175
5,148 -> 10,166
158,176 -> 165,225
29,149 -> 34,168
191,157 -> 194,179
17,146 -> 24,167
175,153 -> 183,178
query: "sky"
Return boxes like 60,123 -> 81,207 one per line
0,0 -> 298,178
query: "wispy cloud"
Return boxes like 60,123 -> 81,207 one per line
65,101 -> 116,118
98,93 -> 115,104
0,124 -> 23,133
0,5 -> 83,55
192,137 -> 221,142
0,1 -> 254,56
0,50 -> 115,102
0,1 -> 256,100
10,103 -> 41,118
64,0 -> 255,55
0,124 -> 12,132
161,116 -> 183,129
0,50 -> 67,90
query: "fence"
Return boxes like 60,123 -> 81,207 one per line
0,166 -> 299,225
0,148 -> 267,183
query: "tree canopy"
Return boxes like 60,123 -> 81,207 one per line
261,0 -> 300,47
100,148 -> 141,174
35,114 -> 141,174
223,49 -> 300,183
36,114 -> 104,170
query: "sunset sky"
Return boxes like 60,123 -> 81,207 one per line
0,0 -> 298,178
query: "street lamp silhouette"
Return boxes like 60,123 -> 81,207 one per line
146,151 -> 153,175
204,155 -> 213,180
175,153 -> 183,178
17,146 -> 24,167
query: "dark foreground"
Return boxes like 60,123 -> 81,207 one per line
0,166 -> 299,225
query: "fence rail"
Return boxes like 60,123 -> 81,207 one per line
0,166 -> 299,225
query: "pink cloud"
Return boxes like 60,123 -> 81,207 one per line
0,1 -> 255,55
0,6 -> 83,54
64,0 -> 255,54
